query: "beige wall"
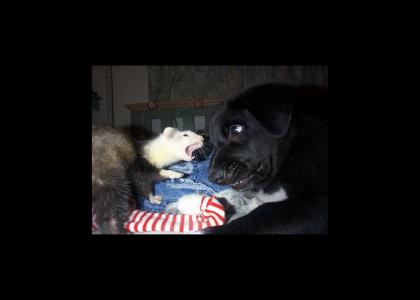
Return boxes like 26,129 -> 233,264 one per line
112,66 -> 149,128
92,66 -> 109,125
92,65 -> 149,128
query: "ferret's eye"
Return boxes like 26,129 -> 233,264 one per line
183,134 -> 188,137
228,124 -> 244,141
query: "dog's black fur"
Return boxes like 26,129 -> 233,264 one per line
205,83 -> 328,234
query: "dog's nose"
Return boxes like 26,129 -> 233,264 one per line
208,168 -> 226,185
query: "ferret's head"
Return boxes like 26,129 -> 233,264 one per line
162,127 -> 204,161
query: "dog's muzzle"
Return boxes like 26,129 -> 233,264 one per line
209,160 -> 258,190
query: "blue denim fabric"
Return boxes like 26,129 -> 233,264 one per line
137,153 -> 229,212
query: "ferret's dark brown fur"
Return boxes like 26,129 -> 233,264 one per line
92,124 -> 163,234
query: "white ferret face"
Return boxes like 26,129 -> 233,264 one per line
162,127 -> 204,161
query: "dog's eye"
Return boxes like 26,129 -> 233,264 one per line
228,125 -> 244,140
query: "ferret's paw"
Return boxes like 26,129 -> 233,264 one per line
160,169 -> 184,179
149,194 -> 163,205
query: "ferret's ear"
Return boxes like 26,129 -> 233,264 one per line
163,127 -> 176,138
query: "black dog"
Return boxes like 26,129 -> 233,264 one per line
205,83 -> 328,234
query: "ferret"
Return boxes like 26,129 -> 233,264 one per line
92,124 -> 204,234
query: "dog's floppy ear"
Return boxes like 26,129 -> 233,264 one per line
229,84 -> 294,138
249,100 -> 292,138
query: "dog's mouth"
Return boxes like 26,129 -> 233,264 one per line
230,174 -> 256,190
229,164 -> 267,190
185,142 -> 203,160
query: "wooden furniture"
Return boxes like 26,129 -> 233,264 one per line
126,98 -> 224,134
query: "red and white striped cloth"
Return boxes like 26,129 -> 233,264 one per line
92,195 -> 225,234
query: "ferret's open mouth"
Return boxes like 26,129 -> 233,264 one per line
185,142 -> 203,159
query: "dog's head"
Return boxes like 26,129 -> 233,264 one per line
208,83 -> 295,191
